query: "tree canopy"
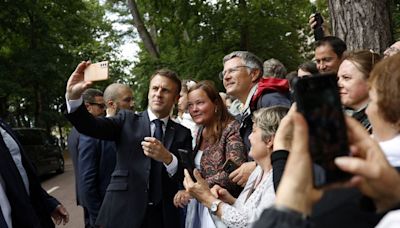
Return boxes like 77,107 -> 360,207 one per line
0,0 -> 126,130
2,0 -> 400,145
107,0 -> 314,109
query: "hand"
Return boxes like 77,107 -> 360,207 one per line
308,13 -> 330,36
173,190 -> 192,208
66,61 -> 93,100
273,104 -> 295,151
183,169 -> 216,207
106,106 -> 117,117
309,13 -> 317,30
141,137 -> 172,164
51,204 -> 69,225
229,161 -> 256,187
211,185 -> 236,205
274,111 -> 323,216
334,117 -> 400,212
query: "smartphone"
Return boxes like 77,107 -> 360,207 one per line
178,149 -> 196,180
223,159 -> 239,174
313,11 -> 324,41
293,74 -> 351,187
84,61 -> 109,81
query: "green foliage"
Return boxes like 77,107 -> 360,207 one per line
108,0 -> 313,110
392,0 -> 400,40
0,0 -> 126,130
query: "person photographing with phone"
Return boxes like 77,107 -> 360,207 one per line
183,106 -> 288,228
65,62 -> 193,228
254,87 -> 400,227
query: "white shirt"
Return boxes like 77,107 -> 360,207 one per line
66,96 -> 178,176
376,209 -> 400,228
219,166 -> 275,228
147,108 -> 178,176
0,124 -> 31,228
377,134 -> 400,167
0,175 -> 12,228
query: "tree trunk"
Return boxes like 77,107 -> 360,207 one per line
127,0 -> 160,59
328,0 -> 392,53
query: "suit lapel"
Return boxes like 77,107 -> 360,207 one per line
141,110 -> 151,138
164,120 -> 175,150
140,111 -> 152,168
0,120 -> 37,178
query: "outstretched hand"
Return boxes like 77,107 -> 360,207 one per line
274,110 -> 323,215
183,169 -> 216,206
66,61 -> 93,100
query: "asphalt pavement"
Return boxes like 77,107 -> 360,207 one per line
41,152 -> 84,228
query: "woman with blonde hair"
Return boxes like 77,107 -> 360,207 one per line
337,50 -> 381,132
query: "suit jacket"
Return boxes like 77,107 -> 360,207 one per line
0,119 -> 59,228
67,127 -> 81,205
78,134 -> 116,226
66,104 -> 192,228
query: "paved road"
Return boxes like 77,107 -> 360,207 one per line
41,154 -> 84,228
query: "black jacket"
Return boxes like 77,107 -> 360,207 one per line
0,119 -> 59,228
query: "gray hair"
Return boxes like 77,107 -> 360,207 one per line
223,51 -> 263,78
263,58 -> 287,79
82,88 -> 103,103
252,106 -> 289,141
103,83 -> 131,105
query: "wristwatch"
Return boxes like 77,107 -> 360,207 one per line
210,200 -> 222,215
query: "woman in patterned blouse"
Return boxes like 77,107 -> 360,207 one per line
183,106 -> 289,228
173,80 -> 247,228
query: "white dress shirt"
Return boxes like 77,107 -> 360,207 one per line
0,125 -> 31,228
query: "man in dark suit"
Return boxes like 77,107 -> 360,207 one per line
0,119 -> 69,228
67,88 -> 107,227
78,84 -> 134,227
65,61 -> 192,228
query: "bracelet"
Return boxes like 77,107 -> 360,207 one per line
272,204 -> 310,220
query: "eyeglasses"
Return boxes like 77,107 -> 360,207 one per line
88,102 -> 106,109
219,66 -> 251,80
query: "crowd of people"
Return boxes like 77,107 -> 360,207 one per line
1,13 -> 400,228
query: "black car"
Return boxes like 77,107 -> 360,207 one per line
12,128 -> 65,176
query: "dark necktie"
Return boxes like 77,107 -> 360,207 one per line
149,119 -> 164,205
0,205 -> 8,228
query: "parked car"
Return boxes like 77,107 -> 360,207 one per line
12,128 -> 65,176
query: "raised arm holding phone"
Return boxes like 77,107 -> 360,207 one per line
65,61 -> 193,228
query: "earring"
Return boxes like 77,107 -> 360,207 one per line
215,108 -> 217,113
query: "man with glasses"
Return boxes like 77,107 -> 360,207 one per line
67,88 -> 106,227
76,84 -> 135,228
221,51 -> 290,187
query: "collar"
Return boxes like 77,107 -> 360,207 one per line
344,103 -> 369,116
147,108 -> 169,126
238,84 -> 258,116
